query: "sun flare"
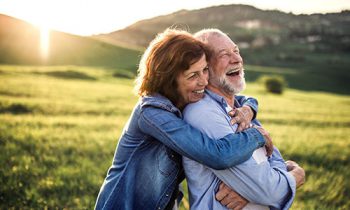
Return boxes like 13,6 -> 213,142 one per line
39,26 -> 50,61
1,0 -> 350,36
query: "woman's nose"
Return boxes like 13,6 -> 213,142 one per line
198,74 -> 208,86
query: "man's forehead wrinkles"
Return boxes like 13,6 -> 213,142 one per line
210,37 -> 238,53
217,49 -> 226,53
216,46 -> 238,53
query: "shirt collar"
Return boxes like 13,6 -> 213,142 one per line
205,89 -> 233,114
205,89 -> 243,112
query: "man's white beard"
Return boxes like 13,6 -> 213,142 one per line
213,73 -> 246,95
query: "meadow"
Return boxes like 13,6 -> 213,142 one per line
0,65 -> 349,209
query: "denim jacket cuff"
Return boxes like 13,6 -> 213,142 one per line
246,127 -> 265,148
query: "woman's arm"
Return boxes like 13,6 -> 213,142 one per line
138,106 -> 265,169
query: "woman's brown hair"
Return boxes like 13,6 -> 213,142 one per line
135,28 -> 211,106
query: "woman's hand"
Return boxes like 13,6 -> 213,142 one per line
229,106 -> 254,132
253,125 -> 274,157
216,182 -> 248,210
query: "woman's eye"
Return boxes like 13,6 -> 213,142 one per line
188,73 -> 198,79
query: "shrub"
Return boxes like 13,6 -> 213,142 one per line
259,75 -> 287,94
44,70 -> 96,80
0,102 -> 33,114
112,70 -> 135,79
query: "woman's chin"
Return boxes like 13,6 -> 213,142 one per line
189,95 -> 205,104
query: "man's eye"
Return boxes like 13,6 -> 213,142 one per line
221,53 -> 230,57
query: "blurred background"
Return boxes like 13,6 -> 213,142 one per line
0,0 -> 349,209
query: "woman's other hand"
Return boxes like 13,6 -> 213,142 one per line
254,126 -> 274,157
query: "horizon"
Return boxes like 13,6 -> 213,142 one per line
0,0 -> 349,36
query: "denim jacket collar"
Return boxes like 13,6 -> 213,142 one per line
141,94 -> 182,118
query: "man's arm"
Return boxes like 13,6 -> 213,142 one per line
215,149 -> 306,209
267,147 -> 306,188
183,101 -> 295,209
211,149 -> 296,209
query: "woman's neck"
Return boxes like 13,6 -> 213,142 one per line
176,101 -> 185,111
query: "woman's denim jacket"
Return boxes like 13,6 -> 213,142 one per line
95,94 -> 265,210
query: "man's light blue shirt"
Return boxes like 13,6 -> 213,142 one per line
182,90 -> 296,210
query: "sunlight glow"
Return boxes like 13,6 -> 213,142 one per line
0,0 -> 349,36
40,26 -> 50,61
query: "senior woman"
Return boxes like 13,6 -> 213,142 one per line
95,29 -> 269,210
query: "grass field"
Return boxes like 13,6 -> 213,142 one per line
0,65 -> 349,209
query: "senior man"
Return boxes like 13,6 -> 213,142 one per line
183,29 -> 305,210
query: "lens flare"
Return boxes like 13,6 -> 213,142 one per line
40,26 -> 50,61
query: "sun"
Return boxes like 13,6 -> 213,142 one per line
39,26 -> 50,61
32,19 -> 52,62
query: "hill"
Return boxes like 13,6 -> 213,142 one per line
0,14 -> 140,71
95,4 -> 350,51
95,4 -> 350,94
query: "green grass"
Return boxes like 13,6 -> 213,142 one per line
240,83 -> 350,209
0,65 -> 349,209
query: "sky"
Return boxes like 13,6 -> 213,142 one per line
0,0 -> 349,36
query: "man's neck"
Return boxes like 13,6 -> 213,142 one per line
207,85 -> 235,107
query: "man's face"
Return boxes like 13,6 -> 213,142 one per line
207,34 -> 246,96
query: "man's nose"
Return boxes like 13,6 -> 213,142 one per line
230,53 -> 243,63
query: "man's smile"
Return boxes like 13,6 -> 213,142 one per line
226,67 -> 243,77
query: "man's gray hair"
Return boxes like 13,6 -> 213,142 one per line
194,28 -> 229,44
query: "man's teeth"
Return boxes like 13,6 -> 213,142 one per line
193,90 -> 204,94
227,69 -> 240,74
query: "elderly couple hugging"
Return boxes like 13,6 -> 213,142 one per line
95,28 -> 305,210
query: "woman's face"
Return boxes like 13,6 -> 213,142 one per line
176,54 -> 209,108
